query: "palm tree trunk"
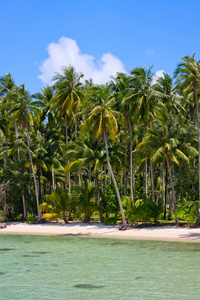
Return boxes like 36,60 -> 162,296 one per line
166,154 -> 178,225
150,159 -> 155,202
0,138 -> 7,214
104,165 -> 107,191
96,172 -> 103,222
14,121 -> 26,218
14,121 -> 20,161
103,129 -> 126,226
65,113 -> 71,192
26,127 -> 41,221
89,165 -> 92,182
52,169 -> 55,190
145,158 -> 148,198
101,166 -> 103,193
194,82 -> 200,224
124,129 -> 127,196
129,122 -> 133,202
162,162 -> 166,219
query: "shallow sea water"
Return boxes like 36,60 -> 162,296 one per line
0,234 -> 199,299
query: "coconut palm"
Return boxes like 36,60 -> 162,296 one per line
175,54 -> 200,222
130,66 -> 157,200
83,84 -> 127,226
52,66 -> 84,141
137,107 -> 198,224
39,188 -> 71,223
72,180 -> 99,223
9,84 -> 42,220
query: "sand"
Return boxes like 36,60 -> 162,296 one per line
1,222 -> 200,242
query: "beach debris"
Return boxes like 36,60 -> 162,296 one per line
0,223 -> 7,229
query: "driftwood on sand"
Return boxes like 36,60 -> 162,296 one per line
0,223 -> 7,229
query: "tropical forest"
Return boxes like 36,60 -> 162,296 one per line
0,54 -> 200,227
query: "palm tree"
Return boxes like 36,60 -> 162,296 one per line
175,54 -> 200,223
130,66 -> 156,200
0,73 -> 28,218
9,84 -> 42,220
153,73 -> 184,116
83,84 -> 127,226
65,136 -> 106,221
39,188 -> 71,223
0,116 -> 9,213
137,107 -> 198,224
52,66 -> 84,141
73,180 -> 99,223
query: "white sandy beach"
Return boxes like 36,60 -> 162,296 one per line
1,222 -> 200,242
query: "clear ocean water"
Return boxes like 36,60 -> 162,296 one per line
0,234 -> 199,299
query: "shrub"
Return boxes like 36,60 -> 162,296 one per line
103,217 -> 118,225
25,214 -> 36,223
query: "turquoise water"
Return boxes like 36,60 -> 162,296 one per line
0,234 -> 200,299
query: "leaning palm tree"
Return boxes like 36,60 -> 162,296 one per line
83,84 -> 127,226
175,54 -> 200,223
9,84 -> 42,220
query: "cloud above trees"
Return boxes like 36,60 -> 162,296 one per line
39,37 -> 126,84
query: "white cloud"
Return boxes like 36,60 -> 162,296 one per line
39,37 -> 126,85
152,70 -> 164,84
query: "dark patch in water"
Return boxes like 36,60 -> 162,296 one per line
22,255 -> 40,257
32,251 -> 49,254
0,248 -> 14,251
0,272 -> 6,275
135,276 -> 143,280
74,284 -> 104,289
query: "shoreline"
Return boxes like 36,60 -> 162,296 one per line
1,222 -> 200,242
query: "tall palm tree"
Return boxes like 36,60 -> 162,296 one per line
130,66 -> 156,200
52,66 -> 84,141
175,54 -> 200,223
137,107 -> 198,224
0,73 -> 27,217
83,84 -> 127,226
0,116 -> 9,213
51,66 -> 85,191
9,84 -> 42,220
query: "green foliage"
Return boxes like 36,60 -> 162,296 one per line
25,214 -> 36,223
39,188 -> 71,223
177,200 -> 199,223
127,198 -> 163,223
0,210 -> 5,222
103,217 -> 118,225
122,196 -> 135,222
72,180 -> 99,222
15,214 -> 23,221
101,182 -> 121,215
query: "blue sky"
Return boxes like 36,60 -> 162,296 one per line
1,0 -> 200,93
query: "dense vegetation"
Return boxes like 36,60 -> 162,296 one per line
0,54 -> 200,226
